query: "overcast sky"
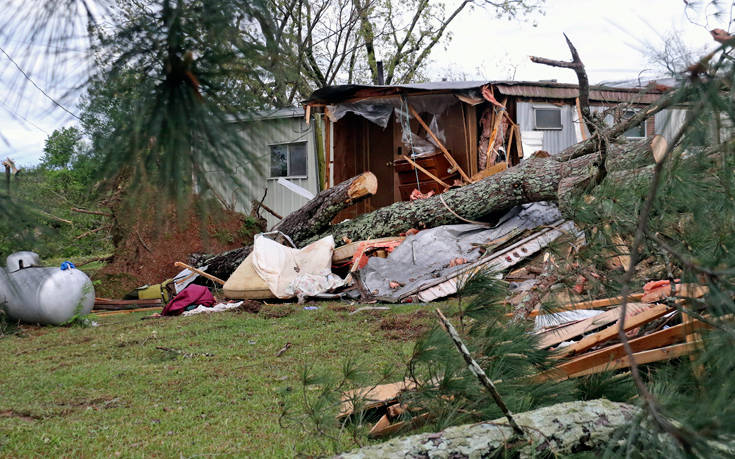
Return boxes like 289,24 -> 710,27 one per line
0,0 -> 728,166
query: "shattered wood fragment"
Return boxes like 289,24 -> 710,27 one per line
536,303 -> 649,349
536,321 -> 705,381
555,304 -> 672,358
572,341 -> 701,377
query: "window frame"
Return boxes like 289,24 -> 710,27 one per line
621,109 -> 647,139
533,106 -> 563,131
268,141 -> 308,179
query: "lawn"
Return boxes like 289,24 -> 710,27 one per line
0,302 -> 439,457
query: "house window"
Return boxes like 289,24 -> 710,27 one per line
622,110 -> 646,138
534,107 -> 562,130
270,142 -> 307,177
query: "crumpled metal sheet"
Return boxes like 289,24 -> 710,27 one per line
358,202 -> 571,302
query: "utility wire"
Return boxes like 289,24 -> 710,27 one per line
0,45 -> 81,120
0,100 -> 50,135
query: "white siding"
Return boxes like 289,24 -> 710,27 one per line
516,102 -> 579,155
655,109 -> 688,144
203,116 -> 318,229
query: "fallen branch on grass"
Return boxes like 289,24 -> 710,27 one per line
155,346 -> 214,358
435,309 -> 524,437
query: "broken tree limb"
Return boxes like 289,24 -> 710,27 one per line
531,33 -> 594,136
71,207 -> 113,217
191,172 -> 378,280
436,309 -> 525,437
337,400 -> 638,458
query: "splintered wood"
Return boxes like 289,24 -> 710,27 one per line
536,282 -> 712,380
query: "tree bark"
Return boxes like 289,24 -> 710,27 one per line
272,171 -> 377,243
190,172 -> 377,280
308,153 -> 600,246
337,399 -> 639,458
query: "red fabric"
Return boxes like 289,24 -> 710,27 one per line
161,284 -> 215,316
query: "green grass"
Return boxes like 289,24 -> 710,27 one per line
0,302 -> 436,457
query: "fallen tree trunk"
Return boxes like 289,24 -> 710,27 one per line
191,172 -> 378,280
272,171 -> 377,244
307,136 -> 665,247
337,399 -> 639,458
197,135 -> 661,279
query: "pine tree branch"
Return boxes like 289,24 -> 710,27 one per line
435,309 -> 525,437
615,98 -> 707,452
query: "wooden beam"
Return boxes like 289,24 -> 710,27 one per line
485,98 -> 508,167
555,304 -> 672,358
536,321 -> 705,381
400,154 -> 450,188
513,124 -> 524,161
406,103 -> 472,183
469,162 -> 507,182
572,341 -> 701,377
536,303 -> 650,349
174,261 -> 225,285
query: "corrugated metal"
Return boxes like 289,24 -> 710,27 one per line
516,102 -> 578,154
204,116 -> 318,229
496,84 -> 662,104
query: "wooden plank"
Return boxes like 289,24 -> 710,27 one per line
406,103 -> 471,183
536,303 -> 649,349
537,322 -> 690,381
485,98 -> 508,167
466,104 -> 478,175
505,123 -> 515,167
572,341 -> 701,377
513,124 -> 524,160
555,304 -> 672,358
94,306 -> 162,317
338,380 -> 416,418
469,162 -> 507,182
400,154 -> 450,188
174,261 -> 225,285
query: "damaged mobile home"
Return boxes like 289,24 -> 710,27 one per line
304,80 -> 685,218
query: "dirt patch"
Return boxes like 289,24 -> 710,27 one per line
237,300 -> 262,314
378,310 -> 431,341
0,410 -> 41,422
260,306 -> 295,319
95,201 -> 262,298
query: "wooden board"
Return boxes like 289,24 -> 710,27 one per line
573,341 -> 700,377
469,162 -> 507,182
537,319 -> 710,381
338,380 -> 416,418
536,303 -> 650,349
556,304 -> 671,357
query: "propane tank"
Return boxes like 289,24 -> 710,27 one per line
0,252 -> 95,325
